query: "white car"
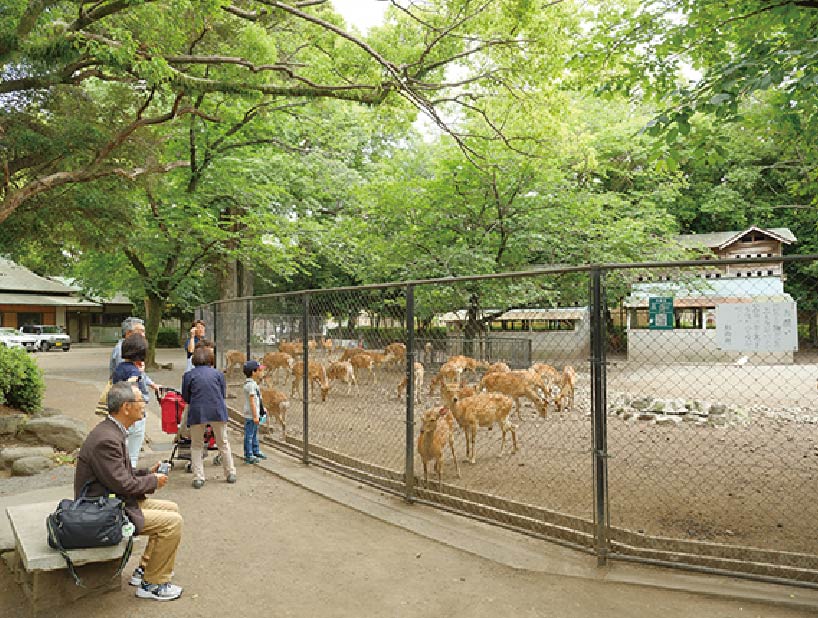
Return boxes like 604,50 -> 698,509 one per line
19,324 -> 71,352
0,327 -> 37,351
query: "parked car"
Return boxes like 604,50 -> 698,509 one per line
19,325 -> 71,352
0,327 -> 37,351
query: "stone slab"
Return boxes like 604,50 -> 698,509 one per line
6,501 -> 133,572
0,485 -> 73,553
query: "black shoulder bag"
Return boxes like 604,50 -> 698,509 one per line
45,481 -> 133,587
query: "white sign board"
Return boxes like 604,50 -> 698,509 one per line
715,301 -> 798,352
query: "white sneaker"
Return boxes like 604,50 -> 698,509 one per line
129,566 -> 174,587
128,565 -> 144,587
135,582 -> 183,601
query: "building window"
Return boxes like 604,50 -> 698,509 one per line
17,312 -> 43,327
490,319 -> 575,332
768,270 -> 774,276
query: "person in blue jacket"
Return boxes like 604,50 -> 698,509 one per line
180,346 -> 237,488
111,334 -> 158,468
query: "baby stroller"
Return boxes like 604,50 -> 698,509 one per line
159,388 -> 221,472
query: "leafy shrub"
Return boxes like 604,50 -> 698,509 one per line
0,346 -> 44,413
155,328 -> 181,348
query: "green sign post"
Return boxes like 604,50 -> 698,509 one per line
649,297 -> 674,330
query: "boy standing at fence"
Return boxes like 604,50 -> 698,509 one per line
242,360 -> 267,464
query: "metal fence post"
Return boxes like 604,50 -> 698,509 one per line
302,294 -> 310,465
212,303 -> 218,370
405,284 -> 416,503
591,267 -> 610,566
246,300 -> 252,361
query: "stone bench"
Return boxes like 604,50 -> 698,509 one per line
5,501 -> 142,615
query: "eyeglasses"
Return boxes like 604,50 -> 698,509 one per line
126,399 -> 146,406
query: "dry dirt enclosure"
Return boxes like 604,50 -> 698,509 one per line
232,359 -> 818,557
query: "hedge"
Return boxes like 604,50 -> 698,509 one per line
156,328 -> 181,348
0,346 -> 44,413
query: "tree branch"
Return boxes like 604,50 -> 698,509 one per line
0,161 -> 189,224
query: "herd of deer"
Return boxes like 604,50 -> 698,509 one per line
222,339 -> 576,490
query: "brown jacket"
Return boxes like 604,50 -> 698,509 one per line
74,417 -> 158,534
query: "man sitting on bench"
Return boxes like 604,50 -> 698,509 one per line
75,381 -> 184,601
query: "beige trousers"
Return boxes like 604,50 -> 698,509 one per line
137,498 -> 183,585
189,421 -> 236,482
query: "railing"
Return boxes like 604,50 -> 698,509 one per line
198,255 -> 818,587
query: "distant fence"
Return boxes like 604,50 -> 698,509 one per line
198,255 -> 818,587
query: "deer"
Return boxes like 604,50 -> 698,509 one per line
396,362 -> 425,403
428,355 -> 487,395
338,348 -> 370,362
223,350 -> 247,376
530,363 -> 561,389
279,341 -> 303,357
484,361 -> 511,376
440,380 -> 477,413
550,365 -> 576,414
261,351 -> 295,386
349,353 -> 377,384
479,371 -> 547,420
417,406 -> 460,490
450,391 -> 517,465
385,342 -> 406,368
260,387 -> 289,439
290,360 -> 330,402
320,336 -> 334,355
326,360 -> 358,395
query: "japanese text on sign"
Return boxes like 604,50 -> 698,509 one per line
715,301 -> 797,352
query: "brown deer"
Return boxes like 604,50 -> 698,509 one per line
417,407 -> 460,490
450,391 -> 517,464
290,360 -> 330,402
260,387 -> 289,439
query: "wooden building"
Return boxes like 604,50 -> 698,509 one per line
624,226 -> 798,363
0,258 -> 132,343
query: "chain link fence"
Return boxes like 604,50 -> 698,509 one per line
197,255 -> 818,585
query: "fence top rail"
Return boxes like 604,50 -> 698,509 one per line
200,254 -> 818,307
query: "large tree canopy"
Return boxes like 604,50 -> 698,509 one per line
1,0 -> 564,222
585,1 -> 818,140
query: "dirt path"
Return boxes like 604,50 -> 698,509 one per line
1,347 -> 816,617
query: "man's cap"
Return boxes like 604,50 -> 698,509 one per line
244,360 -> 265,372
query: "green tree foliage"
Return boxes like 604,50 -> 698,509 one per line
585,1 -> 818,132
1,0 -> 561,222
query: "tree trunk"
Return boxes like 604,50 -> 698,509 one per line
217,258 -> 254,352
218,258 -> 239,299
464,293 -> 481,358
810,310 -> 818,348
238,260 -> 254,297
144,292 -> 166,369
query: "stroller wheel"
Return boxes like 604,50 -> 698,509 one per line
213,454 -> 222,466
185,462 -> 192,473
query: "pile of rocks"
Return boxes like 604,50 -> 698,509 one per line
0,411 -> 87,476
608,394 -> 751,428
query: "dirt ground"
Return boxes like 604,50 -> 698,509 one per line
233,351 -> 818,557
1,347 -> 817,618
